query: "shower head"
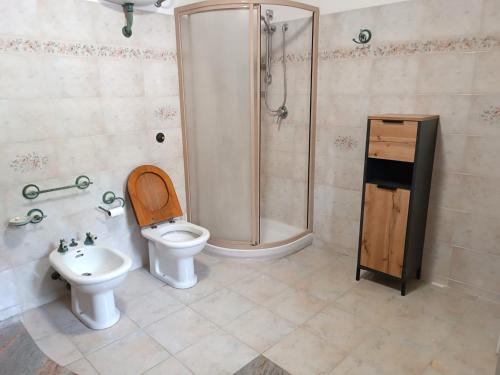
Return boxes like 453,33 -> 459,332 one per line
261,16 -> 276,33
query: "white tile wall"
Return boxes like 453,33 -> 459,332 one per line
0,0 -> 182,319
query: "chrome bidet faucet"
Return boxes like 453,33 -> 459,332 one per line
57,239 -> 68,253
84,232 -> 97,246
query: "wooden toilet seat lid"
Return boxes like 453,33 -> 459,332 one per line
127,165 -> 183,227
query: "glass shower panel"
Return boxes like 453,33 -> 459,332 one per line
260,6 -> 313,243
180,9 -> 255,243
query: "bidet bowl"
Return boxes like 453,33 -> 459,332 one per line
49,243 -> 132,329
49,244 -> 132,286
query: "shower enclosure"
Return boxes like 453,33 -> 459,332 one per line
175,0 -> 319,257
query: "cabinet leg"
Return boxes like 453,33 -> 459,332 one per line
355,267 -> 360,281
416,267 -> 422,280
401,281 -> 406,296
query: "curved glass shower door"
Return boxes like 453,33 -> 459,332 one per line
178,6 -> 259,245
176,1 -> 318,253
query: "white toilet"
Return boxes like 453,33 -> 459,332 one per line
49,243 -> 132,330
127,165 -> 210,289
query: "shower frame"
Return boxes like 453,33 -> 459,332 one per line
175,0 -> 319,254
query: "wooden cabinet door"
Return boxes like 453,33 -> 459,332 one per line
360,183 -> 410,277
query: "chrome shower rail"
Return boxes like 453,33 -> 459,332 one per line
22,175 -> 93,200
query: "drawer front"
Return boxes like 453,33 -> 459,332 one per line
360,183 -> 410,277
368,120 -> 418,162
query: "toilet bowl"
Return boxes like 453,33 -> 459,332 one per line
127,165 -> 210,289
49,244 -> 131,330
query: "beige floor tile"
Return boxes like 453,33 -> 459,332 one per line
190,288 -> 255,326
379,302 -> 456,350
115,268 -> 164,303
332,280 -> 398,324
204,261 -> 256,285
294,266 -> 357,302
425,324 -> 498,375
265,328 -> 345,375
332,332 -> 434,375
260,257 -> 316,286
66,358 -> 99,375
144,307 -> 217,354
224,307 -> 296,352
35,332 -> 83,366
264,289 -> 326,325
163,278 -> 222,305
195,252 -> 222,267
21,297 -> 79,339
397,284 -> 475,323
62,314 -> 139,354
461,297 -> 500,335
229,273 -> 291,304
86,330 -> 170,375
287,246 -> 337,270
304,306 -> 386,353
177,330 -> 258,375
143,357 -> 193,375
119,288 -> 184,327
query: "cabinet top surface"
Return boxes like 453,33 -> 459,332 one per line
369,114 -> 440,121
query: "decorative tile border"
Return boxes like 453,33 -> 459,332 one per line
271,35 -> 500,64
481,105 -> 500,123
0,36 -> 177,63
154,105 -> 177,121
334,136 -> 358,151
9,153 -> 48,173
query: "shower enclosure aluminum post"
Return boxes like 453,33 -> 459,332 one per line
175,0 -> 319,250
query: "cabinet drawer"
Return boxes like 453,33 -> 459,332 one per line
368,120 -> 418,162
360,183 -> 410,277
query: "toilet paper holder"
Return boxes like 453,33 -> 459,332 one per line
98,191 -> 125,215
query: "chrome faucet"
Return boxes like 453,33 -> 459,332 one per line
58,239 -> 68,253
84,232 -> 97,246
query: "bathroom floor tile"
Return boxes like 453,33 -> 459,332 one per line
303,306 -> 386,353
264,289 -> 326,325
260,257 -> 316,286
176,330 -> 258,375
330,332 -> 434,375
204,261 -> 256,286
287,245 -> 337,271
144,307 -> 217,354
35,332 -> 83,366
224,307 -> 296,352
264,328 -> 345,375
163,278 -> 222,305
119,288 -> 184,327
229,273 -> 291,304
190,288 -> 256,327
294,266 -> 357,302
21,297 -> 79,340
143,357 -> 193,375
115,268 -> 165,303
62,314 -> 139,355
66,358 -> 98,375
86,330 -> 170,375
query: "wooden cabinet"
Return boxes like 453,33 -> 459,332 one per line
356,114 -> 439,295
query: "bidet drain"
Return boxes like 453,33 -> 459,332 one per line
81,272 -> 92,276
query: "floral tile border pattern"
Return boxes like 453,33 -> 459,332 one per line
481,106 -> 500,123
334,136 -> 358,151
154,105 -> 177,121
9,153 -> 48,173
0,36 -> 177,63
270,35 -> 500,64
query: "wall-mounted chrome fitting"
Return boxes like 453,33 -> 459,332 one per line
353,29 -> 372,44
122,3 -> 135,38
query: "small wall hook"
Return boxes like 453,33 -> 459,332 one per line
353,29 -> 372,44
